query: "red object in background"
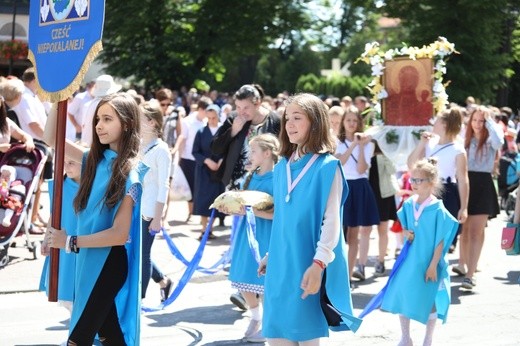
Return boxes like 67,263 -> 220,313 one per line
0,40 -> 28,60
383,58 -> 434,126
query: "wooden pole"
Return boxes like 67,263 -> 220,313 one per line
48,100 -> 67,302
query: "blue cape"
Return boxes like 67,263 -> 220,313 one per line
70,149 -> 146,345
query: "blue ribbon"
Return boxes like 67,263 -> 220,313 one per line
244,206 -> 261,264
142,208 -> 261,311
358,240 -> 411,319
142,209 -> 235,311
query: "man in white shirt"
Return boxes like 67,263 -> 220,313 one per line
10,68 -> 49,233
12,68 -> 47,141
67,81 -> 95,141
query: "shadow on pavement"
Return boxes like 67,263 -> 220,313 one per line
201,340 -> 263,345
146,304 -> 243,327
352,292 -> 375,310
494,270 -> 520,285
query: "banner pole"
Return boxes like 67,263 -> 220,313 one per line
48,100 -> 67,302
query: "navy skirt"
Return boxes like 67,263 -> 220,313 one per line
438,181 -> 460,219
343,178 -> 380,227
179,158 -> 196,201
467,171 -> 499,219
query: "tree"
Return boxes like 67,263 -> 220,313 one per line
101,0 -> 310,91
254,41 -> 324,96
383,0 -> 519,105
508,16 -> 520,111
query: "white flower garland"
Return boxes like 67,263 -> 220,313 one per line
357,37 -> 457,122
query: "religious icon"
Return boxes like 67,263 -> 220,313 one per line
383,58 -> 434,126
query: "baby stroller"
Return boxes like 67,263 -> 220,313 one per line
0,143 -> 47,268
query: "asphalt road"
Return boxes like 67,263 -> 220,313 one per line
0,184 -> 519,345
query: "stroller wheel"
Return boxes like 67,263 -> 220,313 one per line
0,246 -> 8,268
31,241 -> 40,260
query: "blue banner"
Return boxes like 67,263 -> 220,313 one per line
28,0 -> 105,102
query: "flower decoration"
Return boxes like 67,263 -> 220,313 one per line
411,130 -> 425,141
0,40 -> 28,60
357,37 -> 458,117
385,129 -> 399,145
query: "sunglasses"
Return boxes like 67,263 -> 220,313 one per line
409,177 -> 431,185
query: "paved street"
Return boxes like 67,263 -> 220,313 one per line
0,183 -> 519,345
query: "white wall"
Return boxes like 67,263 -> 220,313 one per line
0,13 -> 28,41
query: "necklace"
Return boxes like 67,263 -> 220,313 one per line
285,153 -> 319,203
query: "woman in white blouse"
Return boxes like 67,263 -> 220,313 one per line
139,101 -> 173,302
459,106 -> 503,290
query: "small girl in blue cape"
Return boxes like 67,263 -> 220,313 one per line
222,133 -> 278,343
40,156 -> 81,317
45,93 -> 146,346
359,158 -> 458,346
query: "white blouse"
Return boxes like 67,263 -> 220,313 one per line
336,139 -> 374,180
141,139 -> 172,218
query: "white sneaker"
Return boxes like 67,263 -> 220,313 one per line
244,329 -> 266,343
244,319 -> 261,338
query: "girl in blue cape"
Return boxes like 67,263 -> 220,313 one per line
40,156 -> 81,316
225,133 -> 278,343
359,158 -> 458,346
45,93 -> 146,346
259,93 -> 361,345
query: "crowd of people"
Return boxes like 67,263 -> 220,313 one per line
0,67 -> 514,345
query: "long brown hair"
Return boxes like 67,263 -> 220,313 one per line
278,93 -> 336,158
337,105 -> 363,142
464,106 -> 490,158
74,93 -> 141,212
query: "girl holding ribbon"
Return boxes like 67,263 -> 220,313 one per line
259,93 -> 360,346
360,158 -> 458,346
224,133 -> 278,343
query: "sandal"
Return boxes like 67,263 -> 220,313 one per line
461,277 -> 475,289
32,219 -> 47,228
29,224 -> 45,235
452,265 -> 466,276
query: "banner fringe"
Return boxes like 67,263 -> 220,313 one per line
28,40 -> 103,103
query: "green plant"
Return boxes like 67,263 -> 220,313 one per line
385,129 -> 399,144
0,40 -> 28,60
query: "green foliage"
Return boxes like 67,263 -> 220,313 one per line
385,129 -> 399,145
101,0 -> 310,90
295,74 -> 321,92
254,44 -> 323,96
295,73 -> 371,97
95,0 -> 520,105
383,0 -> 518,105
